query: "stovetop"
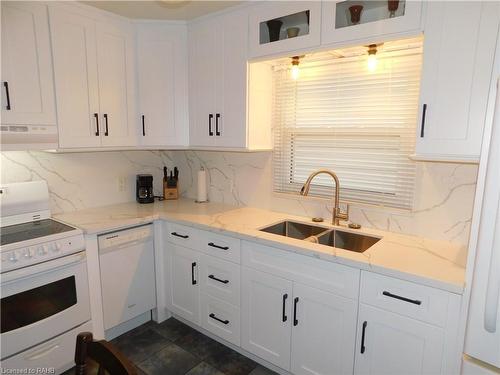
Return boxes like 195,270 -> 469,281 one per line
0,219 -> 76,246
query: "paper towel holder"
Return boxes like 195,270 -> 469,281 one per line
195,166 -> 209,203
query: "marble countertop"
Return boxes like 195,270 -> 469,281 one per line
55,199 -> 466,294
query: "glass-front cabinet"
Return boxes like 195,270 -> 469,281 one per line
249,1 -> 321,58
321,0 -> 424,45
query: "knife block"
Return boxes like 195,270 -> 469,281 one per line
163,181 -> 178,200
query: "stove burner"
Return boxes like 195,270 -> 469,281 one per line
1,219 -> 75,246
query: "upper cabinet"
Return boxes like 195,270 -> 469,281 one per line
49,5 -> 137,149
414,2 -> 499,162
136,23 -> 189,147
189,9 -> 251,148
321,0 -> 423,46
1,2 -> 57,147
249,2 -> 322,58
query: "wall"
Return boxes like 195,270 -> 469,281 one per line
0,150 -> 173,213
170,150 -> 478,248
1,150 -> 478,250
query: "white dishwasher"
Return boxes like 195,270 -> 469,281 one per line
98,224 -> 156,331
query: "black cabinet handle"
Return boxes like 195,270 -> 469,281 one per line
293,297 -> 299,326
94,113 -> 100,136
104,113 -> 109,136
215,113 -> 221,136
208,114 -> 214,136
208,242 -> 229,251
171,232 -> 189,239
208,274 -> 229,284
142,115 -> 145,136
3,82 -> 11,110
282,293 -> 288,322
382,291 -> 422,305
191,262 -> 197,285
360,321 -> 367,354
209,313 -> 229,325
420,104 -> 427,138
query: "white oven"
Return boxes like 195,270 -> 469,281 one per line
1,251 -> 91,361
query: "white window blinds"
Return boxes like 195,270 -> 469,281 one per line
273,39 -> 423,209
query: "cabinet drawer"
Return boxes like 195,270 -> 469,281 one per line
167,222 -> 198,249
360,271 -> 452,327
199,255 -> 241,306
200,293 -> 240,346
242,241 -> 359,299
199,231 -> 241,264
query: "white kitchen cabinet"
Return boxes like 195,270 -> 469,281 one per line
188,9 -> 249,148
321,1 -> 423,46
241,267 -> 293,370
49,5 -> 137,148
166,244 -> 200,324
136,23 -> 188,147
1,2 -> 56,127
354,304 -> 444,375
414,1 -> 499,162
290,283 -> 358,375
248,2 -> 322,59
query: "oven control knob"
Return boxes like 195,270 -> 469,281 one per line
8,252 -> 18,263
23,249 -> 33,259
38,245 -> 48,255
54,243 -> 62,252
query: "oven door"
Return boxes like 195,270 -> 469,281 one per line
0,251 -> 90,359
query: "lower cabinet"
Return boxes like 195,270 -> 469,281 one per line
354,304 -> 445,375
241,267 -> 358,374
167,244 -> 200,324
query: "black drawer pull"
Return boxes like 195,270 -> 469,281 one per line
382,291 -> 422,305
420,104 -> 427,138
208,274 -> 229,284
191,262 -> 197,285
208,113 -> 214,136
171,232 -> 189,239
293,297 -> 299,326
215,113 -> 221,136
4,82 -> 11,110
208,242 -> 229,250
142,115 -> 145,136
104,113 -> 109,136
360,321 -> 367,354
282,293 -> 288,322
94,113 -> 100,136
209,313 -> 229,325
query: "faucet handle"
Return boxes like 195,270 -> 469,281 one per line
337,202 -> 349,221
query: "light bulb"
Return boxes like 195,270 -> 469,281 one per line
367,54 -> 377,72
291,64 -> 300,80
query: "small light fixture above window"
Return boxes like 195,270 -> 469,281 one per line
290,56 -> 302,80
366,43 -> 383,72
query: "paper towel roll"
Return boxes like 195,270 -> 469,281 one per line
197,168 -> 208,202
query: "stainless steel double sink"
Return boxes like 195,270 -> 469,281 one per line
259,220 -> 380,253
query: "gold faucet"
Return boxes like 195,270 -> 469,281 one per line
300,169 -> 348,226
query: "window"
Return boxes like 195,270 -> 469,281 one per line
272,38 -> 423,209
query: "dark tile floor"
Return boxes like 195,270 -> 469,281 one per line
63,317 -> 278,375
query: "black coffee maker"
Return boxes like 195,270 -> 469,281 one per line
136,174 -> 154,204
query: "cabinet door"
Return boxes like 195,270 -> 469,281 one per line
167,244 -> 200,325
1,2 -> 56,126
321,1 -> 423,46
415,2 -> 499,161
354,304 -> 444,375
290,283 -> 358,375
49,7 -> 101,148
96,21 -> 137,147
241,267 -> 293,370
188,20 -> 217,147
137,25 -> 176,146
214,10 -> 248,148
100,239 -> 156,330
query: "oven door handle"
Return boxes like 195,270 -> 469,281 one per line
24,343 -> 60,361
1,251 -> 86,284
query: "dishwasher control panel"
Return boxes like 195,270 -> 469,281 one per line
98,224 -> 153,250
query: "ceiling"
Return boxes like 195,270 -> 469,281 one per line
82,1 -> 243,21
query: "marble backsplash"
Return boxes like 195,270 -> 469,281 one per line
1,150 -> 478,248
